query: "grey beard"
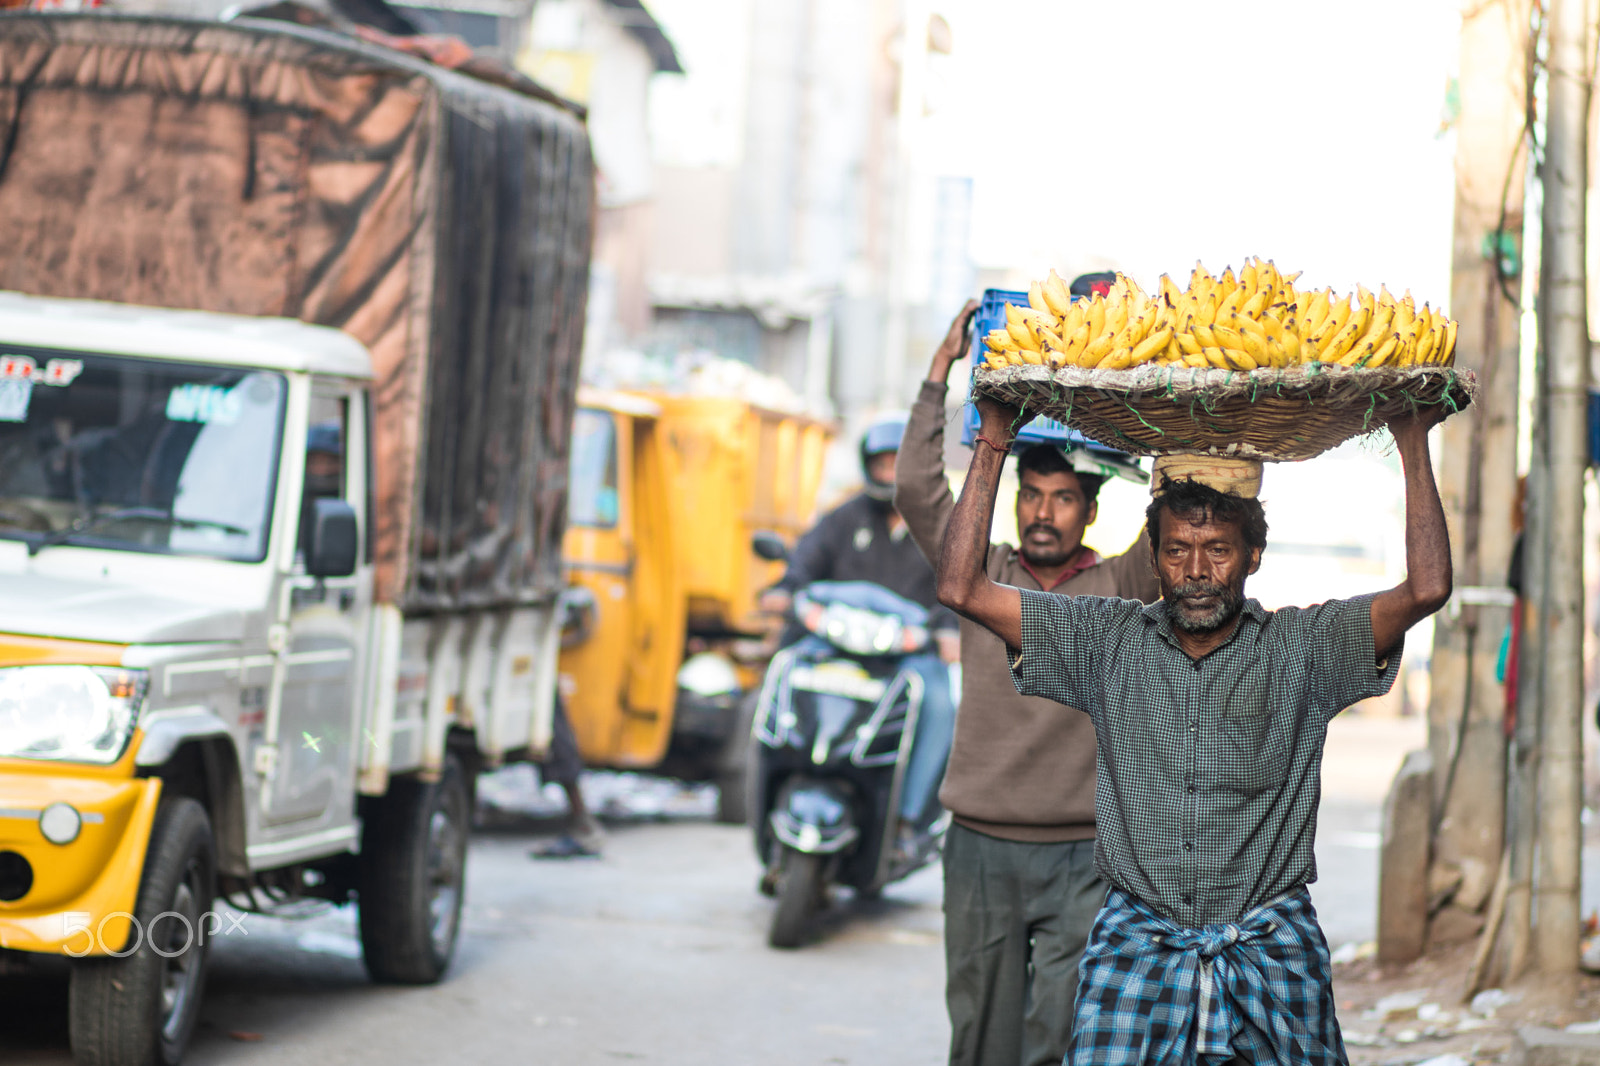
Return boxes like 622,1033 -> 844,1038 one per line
1165,579 -> 1244,634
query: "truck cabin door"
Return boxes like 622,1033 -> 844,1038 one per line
260,385 -> 373,830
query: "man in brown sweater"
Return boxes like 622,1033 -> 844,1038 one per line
895,304 -> 1159,1066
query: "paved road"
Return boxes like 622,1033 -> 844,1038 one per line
10,713 -> 1585,1066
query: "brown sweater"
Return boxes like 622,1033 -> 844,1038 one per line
895,380 -> 1160,843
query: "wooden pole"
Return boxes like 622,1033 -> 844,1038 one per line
1532,0 -> 1592,977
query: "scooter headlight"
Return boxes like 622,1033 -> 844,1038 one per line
819,602 -> 903,657
0,666 -> 148,765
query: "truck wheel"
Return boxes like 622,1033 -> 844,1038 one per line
713,689 -> 759,825
767,847 -> 823,950
359,756 -> 469,984
69,796 -> 215,1066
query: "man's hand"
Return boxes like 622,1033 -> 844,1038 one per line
928,300 -> 980,384
1388,403 -> 1450,448
935,629 -> 961,665
974,391 -> 1024,443
759,589 -> 793,616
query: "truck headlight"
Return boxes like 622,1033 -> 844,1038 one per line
0,666 -> 148,765
677,653 -> 741,698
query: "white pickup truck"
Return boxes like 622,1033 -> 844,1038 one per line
0,12 -> 593,1066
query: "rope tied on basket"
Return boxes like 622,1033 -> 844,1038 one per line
1150,456 -> 1264,500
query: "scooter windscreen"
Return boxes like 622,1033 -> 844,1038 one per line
792,581 -> 930,657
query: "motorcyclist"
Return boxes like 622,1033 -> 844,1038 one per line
759,415 -> 960,846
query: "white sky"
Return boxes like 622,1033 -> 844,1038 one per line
648,0 -> 1462,307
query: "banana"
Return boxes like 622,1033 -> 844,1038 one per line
1042,270 -> 1076,318
1440,319 -> 1458,365
1211,321 -> 1248,351
1222,347 -> 1258,371
1060,321 -> 1093,364
1177,332 -> 1203,357
1160,273 -> 1184,309
1201,346 -> 1232,369
1004,304 -> 1038,350
1217,287 -> 1245,318
1081,327 -> 1117,366
1085,296 -> 1107,341
1365,332 -> 1402,368
1028,281 -> 1050,316
1321,303 -> 1372,362
1239,260 -> 1259,294
1310,296 -> 1352,351
1278,320 -> 1302,363
1192,323 -> 1220,349
1130,327 -> 1173,365
984,328 -> 1013,352
1349,301 -> 1396,354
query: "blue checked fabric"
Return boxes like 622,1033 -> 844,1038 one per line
1069,887 -> 1345,1065
1009,589 -> 1401,927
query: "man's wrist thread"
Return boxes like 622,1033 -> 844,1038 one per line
975,434 -> 1011,454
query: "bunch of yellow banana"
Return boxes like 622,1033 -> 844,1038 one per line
982,258 -> 1458,373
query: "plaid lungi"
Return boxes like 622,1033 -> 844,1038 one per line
1068,887 -> 1346,1065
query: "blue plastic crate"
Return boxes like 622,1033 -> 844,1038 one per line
960,288 -> 1093,452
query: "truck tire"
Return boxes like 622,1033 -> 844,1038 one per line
767,847 -> 823,950
359,756 -> 470,985
713,689 -> 759,825
69,796 -> 215,1066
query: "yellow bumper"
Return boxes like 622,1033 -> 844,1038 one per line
0,765 -> 162,956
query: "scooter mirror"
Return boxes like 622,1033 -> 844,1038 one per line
751,531 -> 789,563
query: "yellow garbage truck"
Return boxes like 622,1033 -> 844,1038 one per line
0,13 -> 592,1065
559,388 -> 832,823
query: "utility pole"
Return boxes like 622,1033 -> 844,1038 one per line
1403,0 -> 1529,962
1530,0 -> 1592,977
880,0 -> 930,410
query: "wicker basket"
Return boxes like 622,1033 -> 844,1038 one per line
971,363 -> 1477,462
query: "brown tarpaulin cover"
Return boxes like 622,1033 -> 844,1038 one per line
0,14 -> 593,612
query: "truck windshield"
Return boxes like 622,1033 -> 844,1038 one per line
568,408 -> 618,528
0,346 -> 285,561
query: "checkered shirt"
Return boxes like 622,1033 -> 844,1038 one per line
1010,589 -> 1400,926
1070,886 -> 1345,1065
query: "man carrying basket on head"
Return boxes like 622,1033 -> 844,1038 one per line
936,386 -> 1452,1064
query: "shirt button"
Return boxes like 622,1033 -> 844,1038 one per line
1187,785 -> 1197,794
1188,722 -> 1196,731
1183,841 -> 1193,851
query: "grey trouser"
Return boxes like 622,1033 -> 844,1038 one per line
943,824 -> 1106,1066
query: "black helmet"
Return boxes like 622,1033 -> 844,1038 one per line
1070,271 -> 1118,298
859,414 -> 907,501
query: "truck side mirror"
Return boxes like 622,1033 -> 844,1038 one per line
307,498 -> 359,578
751,531 -> 788,563
559,585 -> 599,648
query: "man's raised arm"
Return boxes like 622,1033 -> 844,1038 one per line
937,394 -> 1023,649
1370,410 -> 1453,658
896,302 -> 978,567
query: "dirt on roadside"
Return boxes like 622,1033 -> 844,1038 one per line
1333,941 -> 1600,1065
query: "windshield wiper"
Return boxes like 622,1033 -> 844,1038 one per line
28,507 -> 249,556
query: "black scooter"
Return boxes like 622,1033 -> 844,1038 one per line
748,580 -> 944,948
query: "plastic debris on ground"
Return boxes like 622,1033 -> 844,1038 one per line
1331,940 -> 1377,965
1567,1019 -> 1600,1034
1468,988 -> 1520,1017
475,764 -> 718,824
